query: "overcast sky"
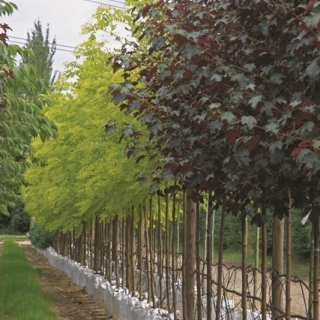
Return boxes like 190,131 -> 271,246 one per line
4,0 -> 126,73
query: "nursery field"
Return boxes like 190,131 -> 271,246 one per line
0,236 -> 314,320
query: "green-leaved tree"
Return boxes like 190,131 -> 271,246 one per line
0,1 -> 57,215
21,19 -> 58,85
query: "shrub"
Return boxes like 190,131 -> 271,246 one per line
29,224 -> 52,249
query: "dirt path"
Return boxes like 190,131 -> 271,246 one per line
18,242 -> 114,320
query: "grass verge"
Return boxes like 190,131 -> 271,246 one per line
0,234 -> 28,242
222,249 -> 311,279
0,241 -> 58,320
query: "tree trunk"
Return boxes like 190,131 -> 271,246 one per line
149,198 -> 156,307
272,216 -> 284,318
242,215 -> 248,320
165,192 -> 171,311
138,205 -> 144,299
261,206 -> 267,320
207,192 -> 214,320
309,223 -> 314,318
313,215 -> 319,320
182,189 -> 187,317
183,187 -> 196,320
196,200 -> 202,320
285,188 -> 292,319
253,223 -> 259,310
172,190 -> 177,320
121,218 -> 126,289
144,204 -> 151,303
216,197 -> 226,320
112,217 -> 118,261
158,193 -> 163,307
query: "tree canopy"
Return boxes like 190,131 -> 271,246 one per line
21,19 -> 57,85
108,0 -> 320,222
22,4 -> 156,232
0,1 -> 57,215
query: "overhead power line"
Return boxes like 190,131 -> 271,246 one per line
84,0 -> 126,10
7,40 -> 74,53
9,36 -> 75,49
88,0 -> 125,6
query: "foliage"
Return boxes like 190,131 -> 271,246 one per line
9,197 -> 30,233
22,3 -> 157,233
291,211 -> 312,258
0,1 -> 57,215
108,0 -> 320,222
0,197 -> 30,233
29,224 -> 52,249
21,19 -> 58,85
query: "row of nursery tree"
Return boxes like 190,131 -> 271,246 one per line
2,0 -> 320,319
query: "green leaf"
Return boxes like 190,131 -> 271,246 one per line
221,111 -> 236,123
243,63 -> 256,72
249,95 -> 263,109
305,57 -> 320,80
241,116 -> 257,129
265,121 -> 279,135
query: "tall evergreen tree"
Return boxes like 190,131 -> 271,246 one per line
22,20 -> 58,85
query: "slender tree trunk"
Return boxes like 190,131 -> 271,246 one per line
309,223 -> 314,318
89,220 -> 94,269
131,208 -> 136,293
242,215 -> 248,320
106,222 -> 112,281
112,217 -> 118,261
113,217 -> 120,286
122,218 -> 125,289
172,191 -> 177,320
144,204 -> 151,303
165,192 -> 171,311
158,193 -> 163,307
285,188 -> 292,319
216,197 -> 226,320
272,216 -> 284,318
182,189 -> 187,317
212,207 -> 215,264
81,221 -> 87,266
149,199 -> 156,307
207,192 -> 214,320
126,215 -> 131,292
184,187 -> 196,320
68,231 -> 71,258
313,215 -> 319,320
139,205 -> 144,299
253,224 -> 259,310
261,206 -> 267,320
94,217 -> 100,273
196,200 -> 202,320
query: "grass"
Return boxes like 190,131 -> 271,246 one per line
222,249 -> 311,279
0,241 -> 58,320
0,234 -> 28,242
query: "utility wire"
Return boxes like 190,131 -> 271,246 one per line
7,40 -> 74,53
86,0 -> 126,6
9,36 -> 75,49
8,33 -> 117,52
84,0 -> 126,10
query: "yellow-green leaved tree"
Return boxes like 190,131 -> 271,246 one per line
22,3 -> 155,233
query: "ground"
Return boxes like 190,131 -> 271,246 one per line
0,241 -> 310,319
1,241 -> 114,320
